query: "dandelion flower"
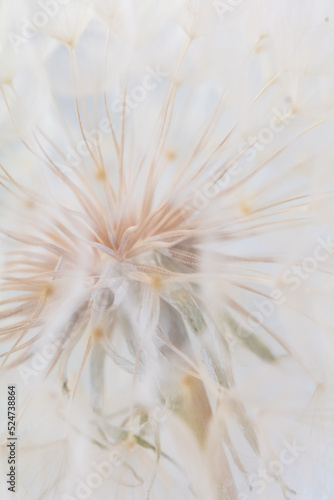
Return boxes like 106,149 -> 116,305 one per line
1,1 -> 334,499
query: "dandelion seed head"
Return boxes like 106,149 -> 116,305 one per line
0,0 -> 334,498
